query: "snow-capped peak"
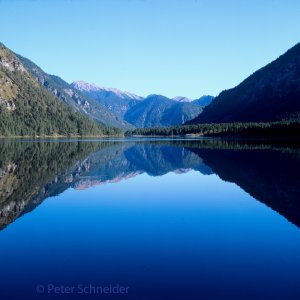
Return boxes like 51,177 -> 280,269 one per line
71,80 -> 143,100
172,96 -> 192,103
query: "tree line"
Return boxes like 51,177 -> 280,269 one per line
126,119 -> 300,138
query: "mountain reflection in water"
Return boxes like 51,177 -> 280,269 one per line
0,139 -> 299,230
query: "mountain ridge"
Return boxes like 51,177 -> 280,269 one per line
72,80 -> 143,101
0,42 -> 121,136
71,80 -> 143,120
124,94 -> 203,127
188,43 -> 300,124
15,55 -> 132,129
72,80 -> 212,128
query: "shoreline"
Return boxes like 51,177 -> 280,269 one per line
0,134 -> 124,139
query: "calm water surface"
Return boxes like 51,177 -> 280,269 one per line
0,139 -> 300,300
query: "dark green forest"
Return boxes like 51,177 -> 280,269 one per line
0,65 -> 122,137
126,119 -> 300,138
189,43 -> 300,124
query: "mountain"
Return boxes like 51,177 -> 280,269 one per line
71,80 -> 143,119
72,80 -> 212,128
189,43 -> 300,124
173,95 -> 214,107
173,96 -> 192,103
193,95 -> 214,107
72,80 -> 143,101
124,94 -> 203,127
0,42 -> 120,136
16,56 -> 131,129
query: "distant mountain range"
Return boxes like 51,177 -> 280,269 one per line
172,96 -> 192,103
71,80 -> 213,128
123,94 -> 203,127
189,43 -> 300,124
71,80 -> 143,119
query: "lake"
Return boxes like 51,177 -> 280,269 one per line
0,139 -> 300,300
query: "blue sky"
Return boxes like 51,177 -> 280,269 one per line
0,0 -> 299,98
